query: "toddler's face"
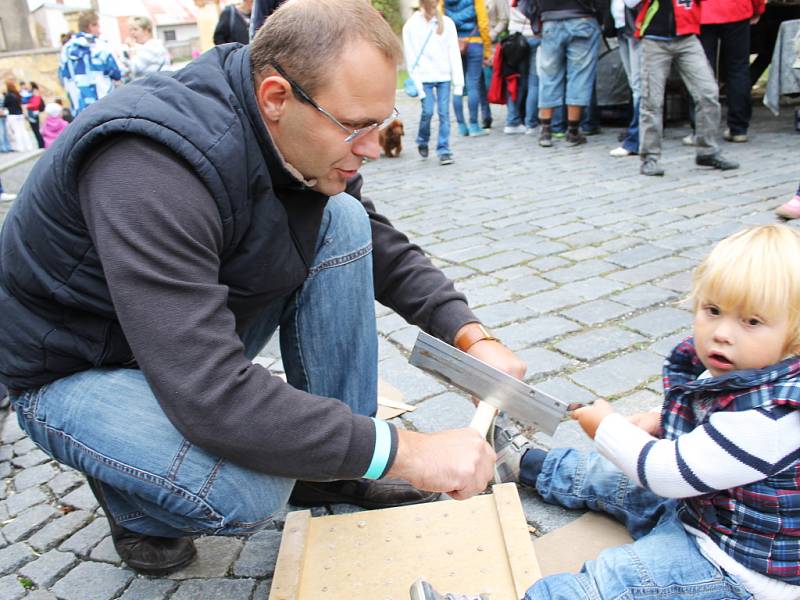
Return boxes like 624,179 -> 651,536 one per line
693,301 -> 790,376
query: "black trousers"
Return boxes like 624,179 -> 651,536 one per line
699,19 -> 752,135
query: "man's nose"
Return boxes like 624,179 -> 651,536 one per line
351,128 -> 381,161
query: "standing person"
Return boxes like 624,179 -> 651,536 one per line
0,94 -> 11,153
213,0 -> 253,45
698,0 -> 766,143
4,80 -> 37,152
445,0 -> 492,137
503,2 -> 539,135
41,102 -> 69,148
415,224 -> 800,600
0,0 -> 525,576
59,11 -> 122,116
249,0 -> 288,39
609,0 -> 643,157
403,0 -> 464,165
125,16 -> 171,79
25,82 -> 45,149
536,0 -> 602,148
635,0 -> 739,176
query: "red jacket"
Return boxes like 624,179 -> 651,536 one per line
635,0 -> 701,38
700,0 -> 765,25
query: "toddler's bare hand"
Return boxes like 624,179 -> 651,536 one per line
570,398 -> 613,439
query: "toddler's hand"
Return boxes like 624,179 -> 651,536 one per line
570,398 -> 613,439
627,411 -> 661,436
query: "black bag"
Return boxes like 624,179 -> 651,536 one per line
501,32 -> 530,73
594,0 -> 616,38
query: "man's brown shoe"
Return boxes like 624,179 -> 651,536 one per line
289,478 -> 439,509
86,477 -> 197,576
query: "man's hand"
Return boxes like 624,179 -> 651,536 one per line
570,398 -> 614,439
467,339 -> 527,380
628,411 -> 661,436
386,428 -> 496,500
750,15 -> 761,25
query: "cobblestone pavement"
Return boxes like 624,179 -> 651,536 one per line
0,97 -> 798,599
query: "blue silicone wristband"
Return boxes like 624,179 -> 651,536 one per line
363,418 -> 392,480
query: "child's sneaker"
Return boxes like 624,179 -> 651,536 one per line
503,124 -> 526,134
776,195 -> 800,220
489,415 -> 548,484
409,579 -> 489,600
457,123 -> 469,137
538,125 -> 553,148
468,123 -> 489,137
552,131 -> 566,140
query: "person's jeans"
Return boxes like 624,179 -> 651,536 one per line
418,81 -> 452,156
639,36 -> 721,161
0,118 -> 11,152
699,19 -> 752,135
538,17 -> 601,108
618,32 -> 642,152
10,193 -> 378,539
521,449 -> 753,600
453,42 -> 485,126
506,36 -> 540,128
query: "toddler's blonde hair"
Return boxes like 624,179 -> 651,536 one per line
690,224 -> 800,355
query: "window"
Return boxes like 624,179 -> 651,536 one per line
163,29 -> 176,42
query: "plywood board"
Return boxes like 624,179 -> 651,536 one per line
533,512 -> 632,577
269,483 -> 539,600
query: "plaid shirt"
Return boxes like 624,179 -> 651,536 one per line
662,338 -> 800,584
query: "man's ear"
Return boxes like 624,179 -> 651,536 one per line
256,75 -> 291,123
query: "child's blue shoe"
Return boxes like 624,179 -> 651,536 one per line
457,122 -> 469,137
467,123 -> 488,137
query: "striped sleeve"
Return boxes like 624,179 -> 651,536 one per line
594,407 -> 800,498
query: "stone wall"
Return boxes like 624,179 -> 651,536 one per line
0,48 -> 65,103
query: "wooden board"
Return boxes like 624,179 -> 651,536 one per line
269,483 -> 540,600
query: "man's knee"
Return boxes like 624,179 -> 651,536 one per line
323,193 -> 372,247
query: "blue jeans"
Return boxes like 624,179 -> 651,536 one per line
521,449 -> 753,600
0,118 -> 10,152
538,17 -> 601,109
453,42 -> 486,126
418,81 -> 452,156
506,37 -> 540,128
10,193 -> 378,538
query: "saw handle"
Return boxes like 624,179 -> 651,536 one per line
469,400 -> 497,437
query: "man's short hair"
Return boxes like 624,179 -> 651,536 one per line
250,0 -> 402,96
78,10 -> 99,33
690,224 -> 800,355
128,16 -> 153,34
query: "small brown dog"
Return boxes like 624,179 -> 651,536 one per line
379,119 -> 404,157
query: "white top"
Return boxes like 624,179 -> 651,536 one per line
594,395 -> 800,600
508,5 -> 533,37
402,11 -> 464,99
130,38 -> 171,79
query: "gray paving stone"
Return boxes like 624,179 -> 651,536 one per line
169,536 -> 243,580
623,307 -> 693,338
88,535 -> 120,564
404,393 -> 474,433
607,256 -> 694,285
569,351 -> 664,397
25,591 -> 58,600
4,486 -> 48,517
19,549 -> 77,588
542,259 -> 617,284
656,271 -> 693,294
233,529 -> 281,577
58,517 -> 110,556
555,327 -> 647,361
13,464 -> 58,492
376,311 -> 407,335
12,438 -> 36,456
51,561 -> 133,600
547,420 -> 595,452
0,416 -> 25,445
469,250 -> 534,273
527,256 -> 570,272
28,510 -> 93,553
560,299 -> 632,326
515,347 -> 572,383
117,578 -> 179,599
0,543 -> 36,575
255,580 -> 271,599
525,277 -> 627,315
519,485 -> 583,535
495,315 -> 581,351
60,483 -> 98,512
649,332 -> 690,357
0,574 -> 25,600
606,244 -> 673,268
500,275 -> 555,296
378,359 -> 447,404
170,578 -> 256,600
0,461 -> 11,479
11,448 -> 50,469
535,378 -> 597,409
474,301 -> 535,328
464,285 -> 514,307
47,471 -> 84,497
612,284 -> 678,310
2,504 -> 57,543
612,389 -> 663,416
0,446 -> 12,462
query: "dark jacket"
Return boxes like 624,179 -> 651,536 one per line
213,5 -> 251,45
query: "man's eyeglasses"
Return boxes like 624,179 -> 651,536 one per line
271,63 -> 399,143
